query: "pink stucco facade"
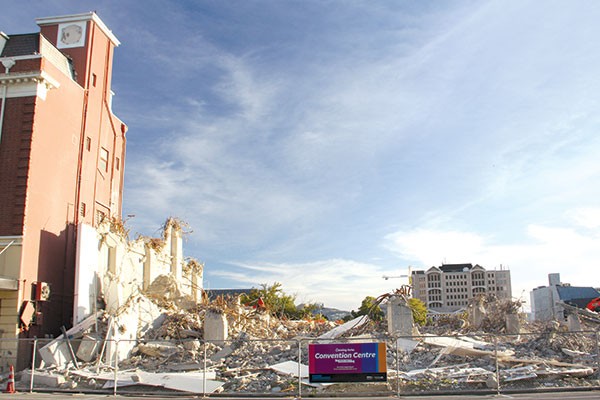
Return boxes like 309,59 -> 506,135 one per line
0,13 -> 126,369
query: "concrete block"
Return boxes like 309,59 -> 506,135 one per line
19,370 -> 65,388
76,334 -> 100,362
204,310 -> 228,342
386,295 -> 414,336
567,314 -> 582,332
39,312 -> 101,367
505,313 -> 521,335
468,302 -> 486,329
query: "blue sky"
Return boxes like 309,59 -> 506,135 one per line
3,1 -> 600,311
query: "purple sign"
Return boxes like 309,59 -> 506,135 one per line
308,342 -> 387,383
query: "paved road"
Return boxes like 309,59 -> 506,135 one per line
1,390 -> 600,399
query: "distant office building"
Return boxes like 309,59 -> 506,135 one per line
0,12 -> 126,370
411,263 -> 512,312
530,273 -> 600,321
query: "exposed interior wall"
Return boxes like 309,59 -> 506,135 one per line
73,224 -> 99,323
73,218 -> 203,328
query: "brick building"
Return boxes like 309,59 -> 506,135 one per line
411,263 -> 512,312
0,12 -> 126,369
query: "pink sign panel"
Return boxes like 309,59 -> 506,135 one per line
308,342 -> 387,383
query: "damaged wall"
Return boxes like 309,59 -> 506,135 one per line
73,218 -> 203,324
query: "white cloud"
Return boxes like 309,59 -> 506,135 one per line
566,208 -> 600,230
384,217 -> 600,307
108,1 -> 600,310
211,259 -> 409,311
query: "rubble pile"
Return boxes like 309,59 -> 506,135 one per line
14,288 -> 600,396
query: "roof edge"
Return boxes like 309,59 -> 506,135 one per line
35,12 -> 120,47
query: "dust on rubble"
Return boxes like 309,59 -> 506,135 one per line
17,290 -> 600,395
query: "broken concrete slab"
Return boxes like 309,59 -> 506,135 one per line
501,365 -> 538,382
204,310 -> 228,342
401,364 -> 492,382
19,370 -> 66,388
269,360 -> 308,378
318,315 -> 369,340
137,342 -> 179,358
167,362 -> 204,372
73,368 -> 221,393
76,334 -> 101,362
134,371 -> 223,394
386,295 -> 415,336
505,313 -> 520,335
39,311 -> 103,367
567,314 -> 582,331
421,334 -> 515,358
561,348 -> 594,358
211,344 -> 234,361
396,337 -> 419,353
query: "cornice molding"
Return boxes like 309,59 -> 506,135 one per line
36,12 -> 120,47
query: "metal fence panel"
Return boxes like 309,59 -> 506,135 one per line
1,330 -> 598,397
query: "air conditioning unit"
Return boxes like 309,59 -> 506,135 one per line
33,282 -> 50,301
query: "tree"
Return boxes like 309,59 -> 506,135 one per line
350,296 -> 384,322
240,282 -> 299,319
408,297 -> 427,326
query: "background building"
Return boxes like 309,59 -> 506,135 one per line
411,263 -> 512,312
0,12 -> 126,370
530,273 -> 600,321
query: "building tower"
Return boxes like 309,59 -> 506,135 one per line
0,12 -> 126,370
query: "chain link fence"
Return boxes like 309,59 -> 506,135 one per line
2,330 -> 599,397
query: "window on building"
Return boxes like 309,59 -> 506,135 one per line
92,73 -> 97,87
80,202 -> 86,217
99,148 -> 109,172
116,157 -> 120,171
86,137 -> 91,151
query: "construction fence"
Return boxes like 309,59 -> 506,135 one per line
1,330 -> 600,397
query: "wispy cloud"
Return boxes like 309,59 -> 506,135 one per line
17,0 -> 594,309
211,259 -> 408,311
384,215 -> 600,306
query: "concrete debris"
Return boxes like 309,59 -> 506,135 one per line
396,338 -> 419,353
76,334 -> 101,362
421,334 -> 515,359
39,311 -> 104,368
387,295 -> 417,336
19,370 -> 66,388
269,360 -> 308,378
23,287 -> 600,395
561,348 -> 594,359
317,315 -> 369,340
402,364 -> 493,384
204,309 -> 228,342
105,371 -> 224,394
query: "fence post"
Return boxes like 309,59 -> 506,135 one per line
203,340 -> 207,397
395,336 -> 400,398
113,340 -> 119,397
493,334 -> 500,395
596,331 -> 600,378
30,337 -> 38,393
297,339 -> 302,399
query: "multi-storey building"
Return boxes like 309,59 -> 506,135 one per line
411,263 -> 512,312
0,12 -> 126,369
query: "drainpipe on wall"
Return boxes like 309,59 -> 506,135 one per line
0,58 -> 16,144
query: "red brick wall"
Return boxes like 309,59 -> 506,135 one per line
0,96 -> 36,235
